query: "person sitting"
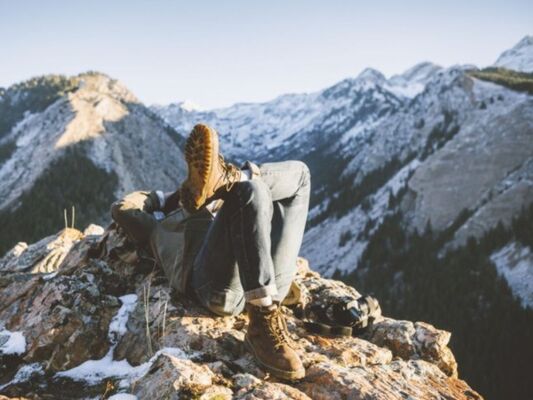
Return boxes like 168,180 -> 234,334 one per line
111,123 -> 311,380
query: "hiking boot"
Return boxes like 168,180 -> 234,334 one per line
180,124 -> 241,213
245,303 -> 305,381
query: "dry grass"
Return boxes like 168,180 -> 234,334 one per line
468,67 -> 533,94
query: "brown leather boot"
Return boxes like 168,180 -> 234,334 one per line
245,303 -> 305,381
180,124 -> 241,213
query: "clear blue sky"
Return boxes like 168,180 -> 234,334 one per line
0,0 -> 531,109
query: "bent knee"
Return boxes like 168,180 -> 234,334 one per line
300,161 -> 311,183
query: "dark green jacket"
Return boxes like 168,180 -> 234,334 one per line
111,190 -> 212,295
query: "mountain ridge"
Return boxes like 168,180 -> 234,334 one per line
0,72 -> 186,254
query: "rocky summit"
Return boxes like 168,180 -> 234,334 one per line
0,225 -> 481,399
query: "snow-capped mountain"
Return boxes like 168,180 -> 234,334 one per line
154,36 -> 533,308
152,62 -> 439,165
0,72 -> 186,254
494,35 -> 533,72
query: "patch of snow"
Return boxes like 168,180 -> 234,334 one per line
386,62 -> 441,98
55,293 -> 191,388
83,224 -> 105,236
56,353 -> 139,384
108,394 -> 137,400
43,271 -> 58,280
490,241 -> 533,308
15,114 -> 46,148
0,329 -> 27,355
357,68 -> 386,83
385,82 -> 425,99
109,294 -> 138,338
56,346 -> 188,386
0,363 -> 43,391
56,294 -> 138,383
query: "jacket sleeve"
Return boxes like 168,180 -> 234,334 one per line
110,191 -> 158,244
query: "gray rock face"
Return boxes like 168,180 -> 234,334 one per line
0,227 -> 481,399
406,84 -> 533,235
490,241 -> 533,308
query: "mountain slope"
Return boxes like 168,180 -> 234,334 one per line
0,72 -> 186,254
494,35 -> 533,72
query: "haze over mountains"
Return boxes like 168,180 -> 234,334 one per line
0,35 -> 532,399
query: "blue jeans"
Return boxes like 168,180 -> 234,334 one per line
191,160 -> 311,316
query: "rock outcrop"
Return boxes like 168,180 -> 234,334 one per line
0,226 -> 482,399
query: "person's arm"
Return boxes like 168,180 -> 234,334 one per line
161,189 -> 181,214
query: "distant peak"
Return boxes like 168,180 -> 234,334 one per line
178,99 -> 202,112
515,35 -> 533,48
77,70 -> 111,80
398,62 -> 442,82
493,35 -> 533,73
357,68 -> 386,83
164,100 -> 203,113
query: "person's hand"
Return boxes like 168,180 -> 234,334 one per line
162,189 -> 181,214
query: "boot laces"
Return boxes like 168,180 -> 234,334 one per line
266,307 -> 292,349
218,154 -> 240,192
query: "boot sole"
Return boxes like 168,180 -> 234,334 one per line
183,125 -> 219,210
244,335 -> 305,381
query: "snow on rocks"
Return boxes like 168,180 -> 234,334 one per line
491,241 -> 533,308
0,330 -> 26,355
0,363 -> 43,392
56,294 -> 139,384
108,394 -> 138,400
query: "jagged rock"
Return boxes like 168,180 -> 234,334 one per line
298,360 -> 481,400
235,381 -> 311,399
0,228 -> 83,274
293,257 -> 459,377
0,228 -> 481,399
132,352 -> 217,399
0,229 -> 139,380
0,261 -> 120,374
366,319 -> 458,377
83,224 -> 105,236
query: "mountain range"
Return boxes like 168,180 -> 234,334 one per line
0,35 -> 532,399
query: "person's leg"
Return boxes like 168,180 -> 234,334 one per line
191,160 -> 310,315
191,160 -> 310,380
191,178 -> 277,316
258,161 -> 311,302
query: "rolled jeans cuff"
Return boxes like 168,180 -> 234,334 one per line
244,284 -> 278,302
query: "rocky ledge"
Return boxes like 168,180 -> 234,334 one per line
0,226 -> 482,399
